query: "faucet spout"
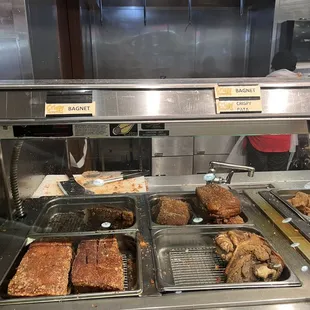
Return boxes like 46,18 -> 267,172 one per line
207,161 -> 255,184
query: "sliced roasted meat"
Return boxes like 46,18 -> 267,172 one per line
215,230 -> 253,261
215,230 -> 285,283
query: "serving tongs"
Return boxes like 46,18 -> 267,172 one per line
83,171 -> 147,187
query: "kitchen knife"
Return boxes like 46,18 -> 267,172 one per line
58,170 -> 94,196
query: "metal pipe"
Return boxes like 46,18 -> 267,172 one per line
144,0 -> 147,26
240,0 -> 244,16
243,8 -> 252,76
99,0 -> 103,25
0,141 -> 12,220
185,0 -> 192,31
65,139 -> 71,169
10,140 -> 25,218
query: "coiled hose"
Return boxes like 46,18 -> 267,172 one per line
10,140 -> 25,218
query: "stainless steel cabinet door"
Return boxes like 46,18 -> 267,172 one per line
152,156 -> 193,176
194,136 -> 237,155
152,137 -> 194,156
194,154 -> 228,174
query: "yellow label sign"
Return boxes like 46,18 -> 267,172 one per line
216,99 -> 262,113
112,124 -> 135,135
45,102 -> 95,116
215,85 -> 261,98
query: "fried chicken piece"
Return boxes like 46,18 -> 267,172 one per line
295,205 -> 310,216
288,192 -> 310,216
196,184 -> 240,218
289,192 -> 309,208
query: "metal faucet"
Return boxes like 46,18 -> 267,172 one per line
204,161 -> 255,184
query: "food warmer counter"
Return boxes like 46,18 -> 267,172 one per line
0,78 -> 310,309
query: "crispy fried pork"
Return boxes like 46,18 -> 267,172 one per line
196,184 -> 241,221
155,197 -> 190,225
8,242 -> 73,297
71,237 -> 124,292
85,206 -> 134,229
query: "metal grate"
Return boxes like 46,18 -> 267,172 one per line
45,213 -> 86,233
122,254 -> 129,290
169,246 -> 226,286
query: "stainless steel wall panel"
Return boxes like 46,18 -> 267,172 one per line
274,0 -> 310,23
0,92 -> 7,119
88,7 -> 247,79
0,38 -> 21,80
193,9 -> 247,78
193,154 -> 228,174
194,136 -> 237,155
247,8 -> 275,77
271,0 -> 310,63
0,2 -> 14,35
4,91 -> 46,119
7,91 -> 31,118
26,0 -> 61,79
0,0 -> 33,79
152,156 -> 193,176
12,0 -> 33,79
81,1 -> 94,78
152,137 -> 193,156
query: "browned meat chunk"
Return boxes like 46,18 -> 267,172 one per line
196,184 -> 241,218
288,192 -> 310,216
71,237 -> 124,292
155,197 -> 190,226
215,230 -> 284,283
212,215 -> 244,225
295,205 -> 310,216
85,206 -> 134,229
8,242 -> 73,297
289,192 -> 308,208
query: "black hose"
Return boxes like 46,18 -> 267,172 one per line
10,140 -> 25,218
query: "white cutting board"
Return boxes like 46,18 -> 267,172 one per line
32,172 -> 147,198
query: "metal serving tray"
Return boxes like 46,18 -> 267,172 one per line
152,227 -> 300,292
29,195 -> 138,235
147,192 -> 251,229
270,190 -> 310,223
0,232 -> 142,305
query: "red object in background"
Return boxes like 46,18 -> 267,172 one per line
247,135 -> 291,153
